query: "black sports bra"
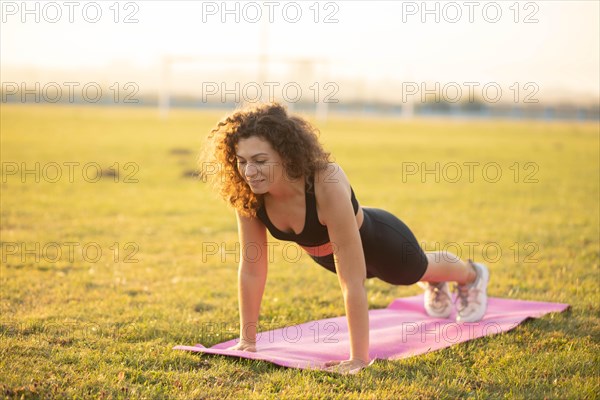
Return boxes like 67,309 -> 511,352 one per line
256,176 -> 360,247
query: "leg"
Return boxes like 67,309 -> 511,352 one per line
419,251 -> 490,322
419,251 -> 476,285
358,208 -> 489,321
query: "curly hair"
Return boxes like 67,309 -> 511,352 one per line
201,102 -> 332,217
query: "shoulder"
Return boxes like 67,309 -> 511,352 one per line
314,162 -> 348,185
313,163 -> 352,208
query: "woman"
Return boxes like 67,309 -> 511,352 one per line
203,102 -> 489,374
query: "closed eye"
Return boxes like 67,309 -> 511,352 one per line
237,159 -> 266,165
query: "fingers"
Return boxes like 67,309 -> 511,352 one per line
323,359 -> 369,374
227,338 -> 258,352
324,364 -> 356,374
227,343 -> 257,352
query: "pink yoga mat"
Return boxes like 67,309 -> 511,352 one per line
174,295 -> 569,371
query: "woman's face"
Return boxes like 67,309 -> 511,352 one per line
235,136 -> 288,194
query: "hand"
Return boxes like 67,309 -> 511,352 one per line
323,358 -> 370,374
227,339 -> 256,352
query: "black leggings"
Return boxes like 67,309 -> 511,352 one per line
308,207 -> 428,285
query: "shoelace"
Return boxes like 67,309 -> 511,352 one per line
430,283 -> 451,307
454,285 -> 481,311
454,259 -> 481,312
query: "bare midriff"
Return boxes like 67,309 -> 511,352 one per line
300,241 -> 336,257
300,207 -> 364,257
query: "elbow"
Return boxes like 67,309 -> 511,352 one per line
339,276 -> 366,297
239,259 -> 267,279
334,248 -> 367,295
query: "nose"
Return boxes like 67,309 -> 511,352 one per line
244,163 -> 259,178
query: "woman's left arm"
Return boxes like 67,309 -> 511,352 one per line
317,168 -> 370,373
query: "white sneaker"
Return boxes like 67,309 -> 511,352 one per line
418,281 -> 453,318
455,260 -> 490,323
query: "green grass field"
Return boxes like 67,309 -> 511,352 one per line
1,104 -> 598,399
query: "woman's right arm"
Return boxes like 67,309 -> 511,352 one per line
230,209 -> 268,352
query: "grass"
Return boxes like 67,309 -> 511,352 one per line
1,104 -> 598,399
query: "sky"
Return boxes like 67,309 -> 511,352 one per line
1,0 -> 599,104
